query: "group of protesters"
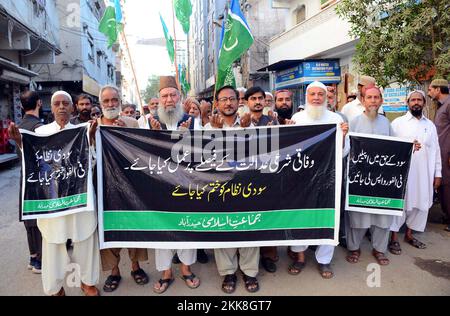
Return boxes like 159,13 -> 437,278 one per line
8,74 -> 450,296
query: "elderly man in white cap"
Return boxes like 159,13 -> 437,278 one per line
9,91 -> 100,296
388,90 -> 442,254
341,75 -> 385,122
290,81 -> 350,279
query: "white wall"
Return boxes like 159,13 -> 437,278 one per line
0,0 -> 60,47
36,0 -> 116,88
269,2 -> 353,64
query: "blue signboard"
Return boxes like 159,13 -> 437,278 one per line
275,60 -> 341,89
303,61 -> 341,78
382,87 -> 408,113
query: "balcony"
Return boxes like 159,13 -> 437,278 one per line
269,1 -> 355,64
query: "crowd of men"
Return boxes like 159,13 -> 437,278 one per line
7,74 -> 450,296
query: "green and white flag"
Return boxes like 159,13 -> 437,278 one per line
174,0 -> 193,34
218,0 -> 254,72
216,64 -> 236,89
160,14 -> 175,64
98,1 -> 123,48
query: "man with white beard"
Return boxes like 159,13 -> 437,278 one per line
290,81 -> 350,279
149,76 -> 194,131
149,76 -> 200,294
389,90 -> 441,254
9,91 -> 100,296
94,85 -> 149,293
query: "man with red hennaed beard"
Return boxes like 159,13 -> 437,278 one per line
345,85 -> 420,268
9,91 -> 100,296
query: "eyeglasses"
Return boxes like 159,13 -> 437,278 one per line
218,96 -> 238,103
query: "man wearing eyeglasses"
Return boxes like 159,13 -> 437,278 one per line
204,86 -> 259,294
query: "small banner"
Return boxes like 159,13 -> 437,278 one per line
97,124 -> 343,249
20,125 -> 94,220
346,133 -> 413,216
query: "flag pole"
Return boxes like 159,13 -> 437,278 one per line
213,1 -> 229,112
171,0 -> 181,91
119,3 -> 145,118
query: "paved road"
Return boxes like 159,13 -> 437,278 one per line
0,164 -> 449,296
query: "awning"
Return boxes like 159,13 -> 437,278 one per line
0,56 -> 38,84
82,73 -> 101,97
257,60 -> 303,72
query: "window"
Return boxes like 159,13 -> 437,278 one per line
97,51 -> 102,68
295,5 -> 306,25
321,0 -> 337,9
87,32 -> 95,63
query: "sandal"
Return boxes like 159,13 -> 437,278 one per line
221,274 -> 237,294
261,257 -> 277,273
388,241 -> 402,255
52,287 -> 66,296
405,237 -> 426,249
288,260 -> 305,275
346,249 -> 361,264
153,278 -> 174,294
103,275 -> 121,292
318,263 -> 334,279
372,250 -> 390,265
131,268 -> 149,285
242,274 -> 259,293
181,273 -> 200,289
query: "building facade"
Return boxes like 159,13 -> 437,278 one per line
0,0 -> 60,125
188,0 -> 227,99
32,0 -> 117,116
242,0 -> 286,91
265,0 -> 358,108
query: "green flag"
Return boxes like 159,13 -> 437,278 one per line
160,14 -> 175,64
180,66 -> 191,94
218,0 -> 254,71
98,6 -> 121,48
174,0 -> 193,34
216,65 -> 236,90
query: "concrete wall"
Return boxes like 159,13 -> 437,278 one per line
269,2 -> 353,64
189,0 -> 227,96
0,0 -> 59,47
35,0 -> 116,91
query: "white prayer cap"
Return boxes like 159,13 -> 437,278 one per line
265,92 -> 273,98
407,90 -> 426,102
51,91 -> 73,105
306,81 -> 327,93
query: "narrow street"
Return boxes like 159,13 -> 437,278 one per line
1,163 -> 448,296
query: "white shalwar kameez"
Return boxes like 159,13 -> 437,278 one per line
291,109 -> 349,264
35,122 -> 99,295
390,112 -> 442,232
